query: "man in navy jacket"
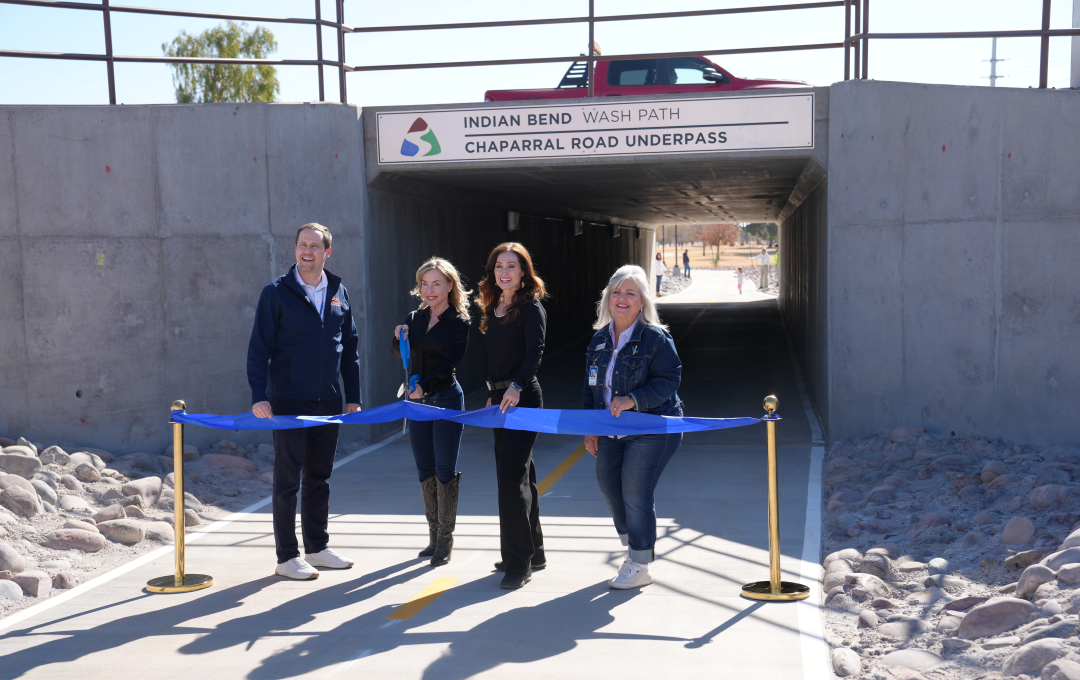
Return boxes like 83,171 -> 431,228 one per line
248,223 -> 362,580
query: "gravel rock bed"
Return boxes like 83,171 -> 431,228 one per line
659,272 -> 693,297
820,427 -> 1080,679
0,435 -> 351,619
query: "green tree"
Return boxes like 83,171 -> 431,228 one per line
162,22 -> 279,103
742,223 -> 778,245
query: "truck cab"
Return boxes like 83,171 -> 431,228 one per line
485,56 -> 808,101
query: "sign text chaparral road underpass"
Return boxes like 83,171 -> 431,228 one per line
376,94 -> 814,165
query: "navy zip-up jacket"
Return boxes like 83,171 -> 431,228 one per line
246,265 -> 361,406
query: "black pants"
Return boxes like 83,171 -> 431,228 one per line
491,380 -> 545,576
271,397 -> 341,564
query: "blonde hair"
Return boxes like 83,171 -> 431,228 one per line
593,264 -> 667,331
411,257 -> 472,317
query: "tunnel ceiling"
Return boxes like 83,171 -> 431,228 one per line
382,155 -> 811,225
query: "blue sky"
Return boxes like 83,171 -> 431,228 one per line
0,0 -> 1075,107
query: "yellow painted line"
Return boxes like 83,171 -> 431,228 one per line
386,577 -> 460,620
538,444 -> 587,496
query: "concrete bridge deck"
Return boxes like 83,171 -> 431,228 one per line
0,280 -> 827,679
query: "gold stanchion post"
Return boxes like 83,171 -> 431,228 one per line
147,400 -> 214,593
741,395 -> 810,601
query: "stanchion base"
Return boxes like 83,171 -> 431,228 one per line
741,580 -> 810,601
146,574 -> 214,593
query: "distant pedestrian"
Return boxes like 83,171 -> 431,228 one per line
652,252 -> 668,296
248,223 -> 360,581
753,248 -> 770,290
737,266 -> 744,295
682,249 -> 690,278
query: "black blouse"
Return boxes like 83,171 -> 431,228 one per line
484,300 -> 546,387
391,307 -> 470,395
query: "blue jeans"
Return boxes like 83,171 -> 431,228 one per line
655,275 -> 663,294
595,432 -> 682,563
410,381 -> 464,483
683,263 -> 690,277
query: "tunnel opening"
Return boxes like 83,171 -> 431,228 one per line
361,91 -> 830,441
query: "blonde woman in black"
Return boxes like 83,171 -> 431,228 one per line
476,242 -> 548,589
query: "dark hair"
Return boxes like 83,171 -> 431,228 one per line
295,223 -> 332,249
475,242 -> 548,333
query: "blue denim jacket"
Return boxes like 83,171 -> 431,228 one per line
582,321 -> 683,417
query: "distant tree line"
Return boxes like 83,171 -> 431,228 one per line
162,21 -> 279,103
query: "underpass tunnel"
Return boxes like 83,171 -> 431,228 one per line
359,92 -> 830,441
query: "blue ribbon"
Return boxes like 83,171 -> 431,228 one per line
170,401 -> 762,437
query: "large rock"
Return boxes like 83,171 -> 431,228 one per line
80,447 -> 114,463
989,474 -> 1021,490
74,463 -> 100,483
0,540 -> 27,573
879,620 -> 930,638
1041,659 -> 1080,680
1017,564 -> 1057,599
983,460 -> 1010,482
1006,550 -> 1049,571
1030,485 -> 1069,509
2,445 -> 36,458
1057,563 -> 1080,583
959,597 -> 1036,639
14,438 -> 36,453
1,486 -> 42,517
1002,638 -> 1064,677
96,519 -> 145,545
1060,528 -> 1080,551
1043,548 -> 1080,571
58,495 -> 90,512
13,570 -> 51,597
0,453 -> 42,479
831,648 -> 860,677
62,519 -> 97,533
53,572 -> 78,590
38,446 -> 70,466
93,504 -> 125,523
69,452 -> 106,470
0,474 -> 35,495
1003,517 -> 1037,545
1022,618 -> 1078,644
122,477 -> 162,505
201,454 -> 257,472
59,474 -> 83,492
144,521 -> 175,543
824,548 -> 861,566
879,649 -> 943,670
30,479 -> 57,506
0,579 -> 22,600
46,529 -> 106,552
845,573 -> 889,599
927,557 -> 951,575
866,485 -> 896,503
1038,468 -> 1072,486
906,511 -> 956,541
858,553 -> 891,579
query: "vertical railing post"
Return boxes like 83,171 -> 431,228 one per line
844,0 -> 851,81
587,0 -> 595,98
315,0 -> 325,102
862,0 -> 870,80
853,0 -> 861,79
102,0 -> 116,104
741,396 -> 810,601
336,0 -> 347,103
1040,0 -> 1052,88
147,400 -> 213,593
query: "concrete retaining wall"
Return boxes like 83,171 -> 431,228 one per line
826,80 -> 1080,445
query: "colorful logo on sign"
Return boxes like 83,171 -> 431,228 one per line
400,118 -> 442,157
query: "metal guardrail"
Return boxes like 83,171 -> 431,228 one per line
1,0 -> 1079,105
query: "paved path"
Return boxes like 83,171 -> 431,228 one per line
0,277 -> 827,680
658,268 -> 777,305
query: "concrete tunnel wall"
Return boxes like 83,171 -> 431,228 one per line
823,80 -> 1080,446
0,102 -> 652,453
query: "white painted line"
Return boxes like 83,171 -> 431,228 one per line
0,431 -> 403,634
780,316 -> 830,680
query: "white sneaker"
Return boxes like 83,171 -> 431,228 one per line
276,557 -> 319,580
305,548 -> 354,569
610,562 -> 652,590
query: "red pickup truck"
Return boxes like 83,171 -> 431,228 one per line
485,56 -> 809,101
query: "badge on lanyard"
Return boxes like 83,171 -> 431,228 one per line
588,365 -> 598,386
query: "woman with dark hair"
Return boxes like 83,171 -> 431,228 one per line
475,242 -> 548,589
392,257 -> 472,567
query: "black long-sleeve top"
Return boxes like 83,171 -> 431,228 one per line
391,307 -> 470,395
484,300 -> 546,387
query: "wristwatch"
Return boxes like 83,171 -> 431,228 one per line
510,381 -> 523,391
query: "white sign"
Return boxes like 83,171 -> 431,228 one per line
376,93 -> 813,165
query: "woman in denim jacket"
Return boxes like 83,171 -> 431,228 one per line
582,264 -> 683,589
